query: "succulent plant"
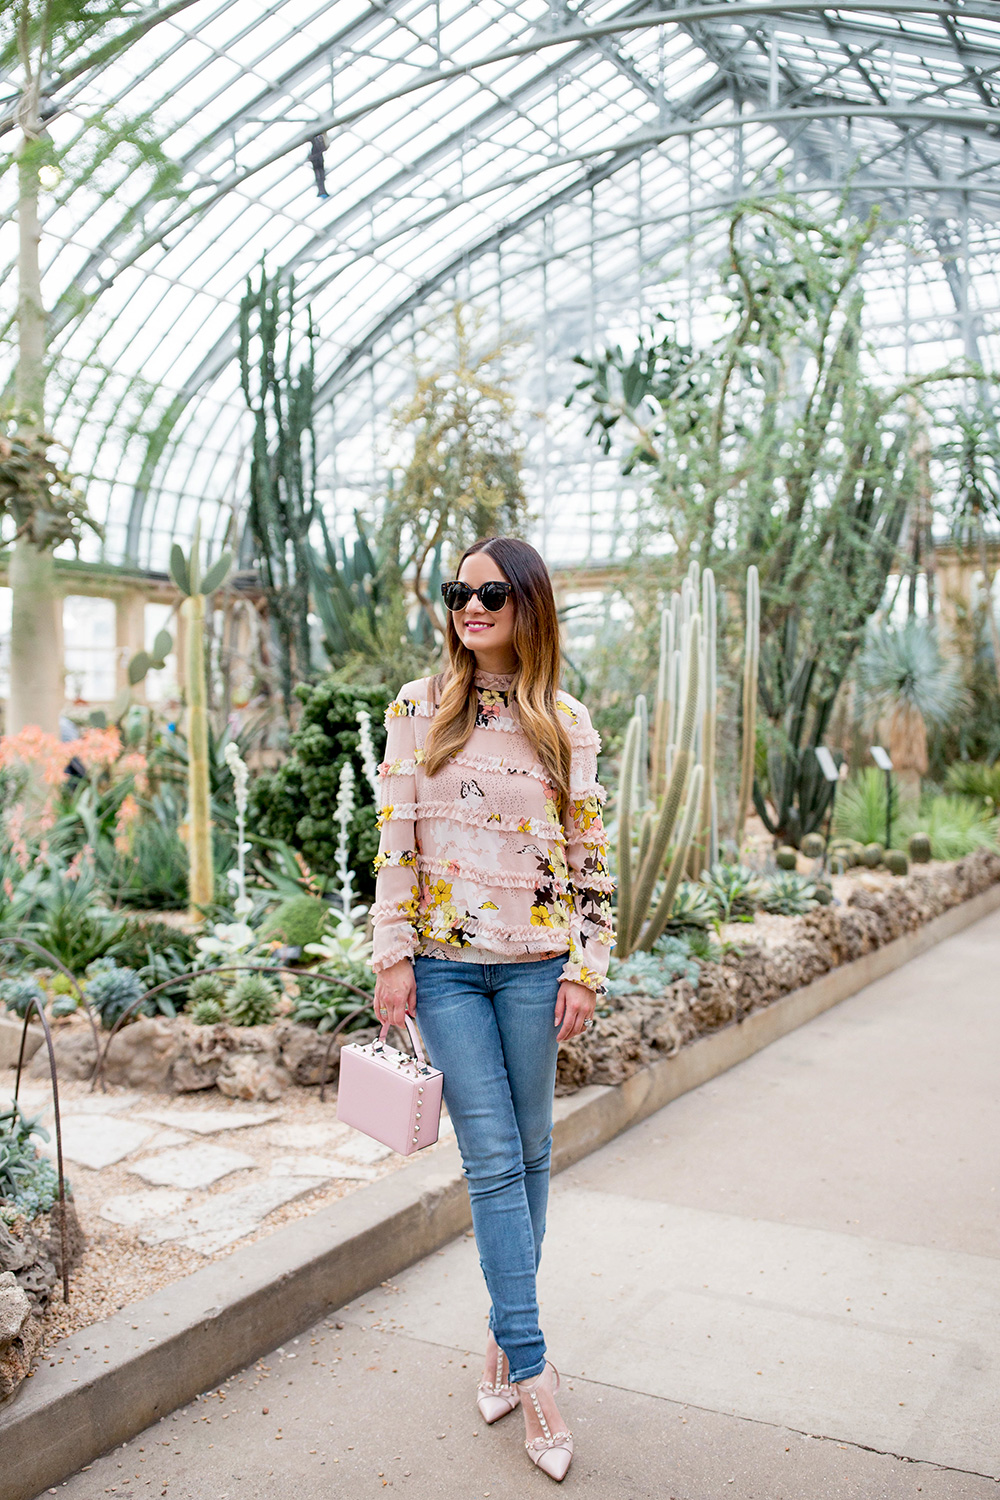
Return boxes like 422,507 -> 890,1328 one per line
0,976 -> 46,1019
50,992 -> 80,1019
760,871 -> 818,916
185,973 -> 227,1009
606,940 -> 700,998
775,846 -> 799,871
85,961 -> 147,1030
885,850 -> 909,876
813,882 -> 834,905
908,831 -> 932,863
699,862 -> 766,922
862,842 -> 885,868
224,973 -> 278,1027
261,895 -> 330,949
662,880 -> 719,932
189,997 -> 225,1026
800,832 -> 826,859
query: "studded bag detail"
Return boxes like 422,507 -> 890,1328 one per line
336,1014 -> 443,1156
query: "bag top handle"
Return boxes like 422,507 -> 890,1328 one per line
377,1013 -> 430,1069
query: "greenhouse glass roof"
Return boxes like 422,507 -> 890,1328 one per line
3,0 -> 1000,572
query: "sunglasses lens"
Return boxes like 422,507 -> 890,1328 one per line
442,582 -> 472,611
480,583 -> 510,611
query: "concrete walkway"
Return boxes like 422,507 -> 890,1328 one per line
45,911 -> 1000,1499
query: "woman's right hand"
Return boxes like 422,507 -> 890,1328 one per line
373,957 -> 416,1031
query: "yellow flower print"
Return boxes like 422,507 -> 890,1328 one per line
480,689 -> 506,708
543,797 -> 560,826
487,811 -> 501,823
427,878 -> 453,905
386,697 -> 418,718
480,900 -> 499,910
571,794 -> 602,832
376,804 -> 394,829
414,746 -> 426,764
517,817 -> 533,833
550,846 -> 569,880
531,904 -> 555,927
398,885 -> 421,923
373,848 -> 416,871
578,965 -> 606,992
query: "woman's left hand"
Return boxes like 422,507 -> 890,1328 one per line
554,979 -> 596,1041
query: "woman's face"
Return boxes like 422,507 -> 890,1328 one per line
454,551 -> 517,666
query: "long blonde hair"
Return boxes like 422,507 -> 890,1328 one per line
423,537 -> 573,822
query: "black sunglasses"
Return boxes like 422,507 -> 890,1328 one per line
441,580 -> 514,613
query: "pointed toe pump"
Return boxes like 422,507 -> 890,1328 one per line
476,1342 -> 520,1424
518,1362 -> 573,1482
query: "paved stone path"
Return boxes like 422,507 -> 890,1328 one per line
44,909 -> 1000,1498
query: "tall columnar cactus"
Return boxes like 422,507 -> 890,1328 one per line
735,565 -> 761,849
170,521 -> 232,918
615,612 -> 702,958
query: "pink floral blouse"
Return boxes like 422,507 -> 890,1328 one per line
370,668 -> 615,995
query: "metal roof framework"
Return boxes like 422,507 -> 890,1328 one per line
1,0 -> 1000,572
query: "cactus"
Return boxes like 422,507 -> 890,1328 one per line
170,520 -> 232,919
224,973 -> 278,1027
735,564 -> 760,849
186,973 -> 226,1009
908,831 -> 932,863
775,845 -> 799,871
862,842 -> 885,868
813,881 -> 833,905
800,832 -> 826,859
885,849 -> 909,876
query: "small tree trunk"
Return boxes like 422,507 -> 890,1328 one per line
185,592 -> 214,917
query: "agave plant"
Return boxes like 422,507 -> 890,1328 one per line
699,862 -> 766,922
759,871 -> 819,916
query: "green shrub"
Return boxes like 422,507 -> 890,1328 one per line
896,796 -> 998,861
224,973 -> 278,1027
0,1102 -> 62,1218
832,770 -> 889,848
945,760 -> 1000,808
249,679 -> 391,889
261,895 -> 331,949
759,871 -> 818,916
0,975 -> 45,1019
698,863 -> 765,922
29,871 -> 125,973
111,918 -> 197,986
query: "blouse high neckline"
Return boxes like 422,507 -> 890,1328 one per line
474,666 -> 517,690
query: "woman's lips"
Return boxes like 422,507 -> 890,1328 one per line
464,621 -> 493,631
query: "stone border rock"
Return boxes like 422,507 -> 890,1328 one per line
3,876 -> 1000,1500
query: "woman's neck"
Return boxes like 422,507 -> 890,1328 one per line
471,649 -> 518,677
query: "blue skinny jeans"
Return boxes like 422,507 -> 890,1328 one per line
412,952 -> 565,1383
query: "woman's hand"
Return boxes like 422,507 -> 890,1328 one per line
554,979 -> 596,1042
373,957 -> 416,1031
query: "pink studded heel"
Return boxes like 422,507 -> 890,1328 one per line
516,1362 -> 573,1482
476,1340 -> 521,1424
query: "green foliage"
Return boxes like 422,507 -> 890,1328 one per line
261,895 -> 330,949
224,973 -> 278,1028
833,770 -> 891,847
0,975 -> 45,1019
946,760 -> 1000,809
0,1102 -> 61,1219
111,917 -> 197,980
185,973 -> 226,1008
84,959 -> 150,1030
759,871 -> 819,916
896,797 -> 998,861
189,997 -> 225,1026
605,939 -> 699,999
661,881 -> 719,932
28,869 -> 125,972
249,679 -> 390,888
291,976 -> 374,1034
699,862 -> 765,922
858,619 -> 968,730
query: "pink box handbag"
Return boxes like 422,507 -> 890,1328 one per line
336,1014 -> 443,1156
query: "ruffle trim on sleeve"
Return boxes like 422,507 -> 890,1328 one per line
371,935 -> 417,974
566,723 -> 601,752
384,696 -> 435,725
558,956 -> 608,996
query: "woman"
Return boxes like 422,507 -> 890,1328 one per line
370,536 -> 614,1483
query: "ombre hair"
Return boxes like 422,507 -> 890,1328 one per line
423,537 -> 573,821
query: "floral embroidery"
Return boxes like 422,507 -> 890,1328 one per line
570,793 -> 603,832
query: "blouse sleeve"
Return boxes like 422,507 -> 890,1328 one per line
559,704 -> 615,996
369,690 -> 423,974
